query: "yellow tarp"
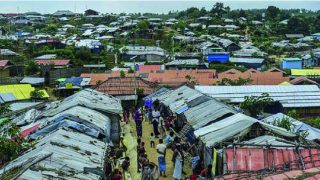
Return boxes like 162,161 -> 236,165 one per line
291,69 -> 320,76
0,84 -> 49,100
279,81 -> 292,86
212,148 -> 217,177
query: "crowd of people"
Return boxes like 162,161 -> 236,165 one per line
118,101 -> 213,180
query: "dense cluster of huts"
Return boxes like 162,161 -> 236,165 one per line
146,85 -> 320,178
0,89 -> 123,179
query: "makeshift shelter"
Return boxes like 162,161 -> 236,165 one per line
263,113 -> 320,141
0,84 -> 49,104
194,113 -> 296,147
0,89 -> 123,179
20,77 -> 45,85
149,85 -> 316,178
95,77 -> 157,101
195,85 -> 320,116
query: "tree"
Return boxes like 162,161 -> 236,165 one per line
128,68 -> 135,73
25,60 -> 40,75
251,52 -> 260,58
135,88 -> 145,96
217,77 -> 253,86
0,104 -> 10,116
96,80 -> 102,86
42,24 -> 58,35
272,116 -> 294,132
30,89 -> 45,99
137,20 -> 150,31
240,93 -> 274,117
0,120 -> 29,165
210,2 -> 228,17
267,6 -> 280,19
173,20 -> 187,31
120,70 -> 126,78
185,75 -> 192,81
75,47 -> 92,64
287,16 -> 310,34
314,14 -> 320,32
239,9 -> 247,18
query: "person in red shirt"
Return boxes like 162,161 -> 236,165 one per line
189,170 -> 197,180
112,168 -> 122,180
200,164 -> 213,180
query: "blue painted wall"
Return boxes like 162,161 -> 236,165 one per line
281,59 -> 302,69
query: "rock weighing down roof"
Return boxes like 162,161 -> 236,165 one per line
195,85 -> 320,108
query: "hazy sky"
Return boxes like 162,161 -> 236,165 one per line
0,1 -> 319,14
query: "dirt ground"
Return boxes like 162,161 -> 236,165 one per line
129,119 -> 192,180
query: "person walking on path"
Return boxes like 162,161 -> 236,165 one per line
156,139 -> 167,177
165,131 -> 175,147
134,106 -> 143,138
123,108 -> 129,124
152,107 -> 160,138
158,116 -> 166,139
172,144 -> 184,180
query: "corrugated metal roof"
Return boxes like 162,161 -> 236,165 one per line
263,113 -> 320,140
0,93 -> 16,102
196,85 -> 319,94
34,54 -> 57,60
0,129 -> 106,179
143,87 -> 171,101
20,77 -> 45,84
184,98 -> 235,130
239,135 -> 296,147
35,59 -> 70,66
229,57 -> 264,64
9,102 -> 41,111
43,106 -> 111,138
154,86 -> 203,113
195,85 -> 320,108
45,89 -> 122,115
194,113 -> 296,147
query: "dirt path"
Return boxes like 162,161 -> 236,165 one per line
129,119 -> 192,179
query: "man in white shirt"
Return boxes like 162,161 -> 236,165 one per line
156,139 -> 167,177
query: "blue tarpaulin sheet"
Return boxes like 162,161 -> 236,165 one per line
59,77 -> 83,87
176,104 -> 189,114
208,53 -> 229,63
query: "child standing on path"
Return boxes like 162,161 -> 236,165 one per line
150,133 -> 155,148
